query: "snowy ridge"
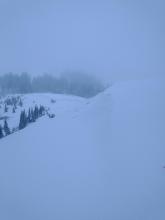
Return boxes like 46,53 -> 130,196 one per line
0,78 -> 165,220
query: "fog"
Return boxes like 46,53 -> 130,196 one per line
0,0 -> 164,81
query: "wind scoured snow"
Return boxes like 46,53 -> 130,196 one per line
0,78 -> 165,220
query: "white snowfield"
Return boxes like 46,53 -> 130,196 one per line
0,78 -> 165,220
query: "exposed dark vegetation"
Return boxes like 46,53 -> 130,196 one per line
0,72 -> 105,98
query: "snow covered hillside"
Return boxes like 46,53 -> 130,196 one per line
0,93 -> 87,133
0,78 -> 165,220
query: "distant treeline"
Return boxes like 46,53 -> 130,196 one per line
0,72 -> 105,98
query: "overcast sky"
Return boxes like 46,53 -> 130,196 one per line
0,0 -> 164,81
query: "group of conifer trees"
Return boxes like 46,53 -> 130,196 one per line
1,96 -> 23,114
19,105 -> 45,130
0,105 -> 45,139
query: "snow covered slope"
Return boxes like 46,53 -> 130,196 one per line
0,78 -> 165,220
0,93 -> 87,130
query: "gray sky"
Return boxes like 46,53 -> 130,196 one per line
0,0 -> 164,81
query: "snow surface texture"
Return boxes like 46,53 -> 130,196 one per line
0,79 -> 165,220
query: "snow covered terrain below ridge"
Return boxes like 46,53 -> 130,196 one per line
0,93 -> 87,131
0,78 -> 165,220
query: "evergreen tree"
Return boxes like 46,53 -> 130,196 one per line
19,110 -> 27,130
4,104 -> 8,113
19,99 -> 23,107
34,105 -> 39,120
39,105 -> 45,116
12,106 -> 16,113
4,120 -> 10,135
27,108 -> 31,123
0,125 -> 3,139
31,108 -> 35,122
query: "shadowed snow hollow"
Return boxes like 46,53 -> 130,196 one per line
0,78 -> 165,220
